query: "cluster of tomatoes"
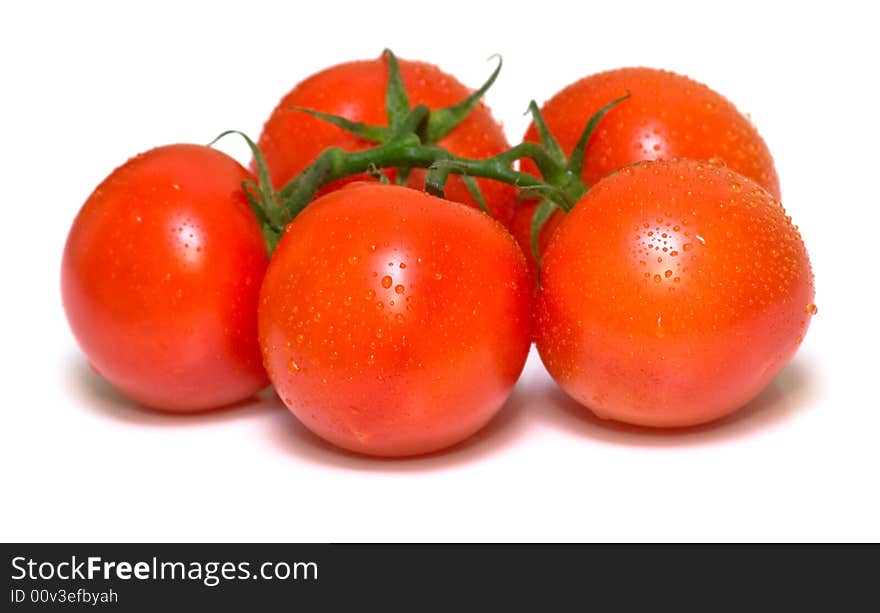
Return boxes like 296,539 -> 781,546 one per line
62,51 -> 815,456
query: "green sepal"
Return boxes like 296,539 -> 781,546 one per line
424,55 -> 503,143
461,176 -> 490,214
383,49 -> 410,128
567,91 -> 631,177
390,104 -> 430,140
395,166 -> 412,186
287,106 -> 390,143
208,130 -> 284,252
530,198 -> 559,277
527,101 -> 566,168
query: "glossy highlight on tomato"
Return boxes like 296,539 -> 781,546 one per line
62,144 -> 270,411
255,54 -> 518,226
535,159 -> 814,427
258,183 -> 532,456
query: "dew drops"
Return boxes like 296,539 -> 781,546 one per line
730,182 -> 742,193
434,272 -> 443,281
287,359 -> 300,373
805,303 -> 818,315
381,275 -> 393,289
347,255 -> 359,265
343,296 -> 352,306
653,274 -> 662,283
365,289 -> 375,300
683,243 -> 693,251
695,234 -> 707,245
394,284 -> 405,294
670,250 -> 679,257
665,269 -> 673,278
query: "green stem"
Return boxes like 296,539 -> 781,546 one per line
275,135 -> 583,225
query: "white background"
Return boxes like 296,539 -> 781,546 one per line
1,0 -> 877,542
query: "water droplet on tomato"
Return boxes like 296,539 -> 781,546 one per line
381,275 -> 393,289
805,303 -> 818,315
394,284 -> 405,294
288,359 -> 300,373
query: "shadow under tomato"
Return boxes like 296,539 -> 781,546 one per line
265,380 -> 535,473
534,358 -> 815,447
68,356 -> 284,426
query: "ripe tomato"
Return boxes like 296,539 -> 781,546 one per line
258,183 -> 531,456
62,144 -> 270,412
255,54 -> 518,226
535,159 -> 814,428
515,67 -> 781,279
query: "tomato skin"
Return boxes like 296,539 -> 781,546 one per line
516,67 -> 781,281
258,183 -> 531,456
524,67 -> 780,198
535,159 -> 814,427
62,144 -> 270,412
255,55 -> 517,226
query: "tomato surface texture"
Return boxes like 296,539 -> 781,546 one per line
255,55 -> 517,226
258,183 -> 531,456
62,144 -> 269,411
535,159 -> 814,427
514,67 -> 781,279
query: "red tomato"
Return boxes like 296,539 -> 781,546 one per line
535,159 -> 814,427
255,54 -> 517,226
258,183 -> 531,456
62,144 -> 270,411
515,67 -> 781,279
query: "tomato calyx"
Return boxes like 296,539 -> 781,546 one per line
287,50 -> 503,158
522,93 -> 631,268
212,51 -> 630,261
209,130 -> 286,252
